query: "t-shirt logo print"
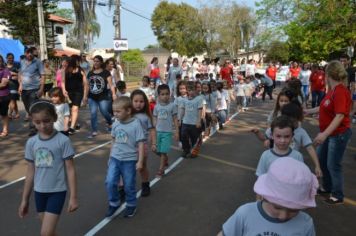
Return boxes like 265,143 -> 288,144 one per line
187,104 -> 194,111
89,75 -> 105,94
158,110 -> 168,120
34,147 -> 54,168
115,129 -> 129,143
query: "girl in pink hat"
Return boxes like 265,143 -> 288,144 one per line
218,157 -> 318,236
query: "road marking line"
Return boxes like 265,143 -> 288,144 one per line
0,141 -> 111,190
84,111 -> 240,235
198,151 -> 356,207
84,157 -> 184,236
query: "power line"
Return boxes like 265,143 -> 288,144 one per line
121,1 -> 151,18
120,5 -> 151,21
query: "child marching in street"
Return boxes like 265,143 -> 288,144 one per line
130,89 -> 157,197
19,101 -> 78,236
153,84 -> 179,178
105,97 -> 145,218
181,81 -> 203,158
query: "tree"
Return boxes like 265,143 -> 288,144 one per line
151,1 -> 206,57
71,0 -> 100,52
0,0 -> 58,46
121,49 -> 145,64
265,41 -> 289,63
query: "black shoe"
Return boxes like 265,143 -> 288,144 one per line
324,197 -> 343,205
68,128 -> 76,135
105,205 -> 120,217
123,206 -> 136,218
75,124 -> 81,130
119,187 -> 126,203
141,182 -> 151,197
182,151 -> 190,158
317,188 -> 331,197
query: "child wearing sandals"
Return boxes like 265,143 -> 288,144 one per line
218,157 -> 318,236
153,84 -> 179,178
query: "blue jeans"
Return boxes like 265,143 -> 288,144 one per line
302,85 -> 309,100
105,158 -> 137,207
317,128 -> 352,200
311,90 -> 325,108
88,98 -> 112,132
217,110 -> 226,126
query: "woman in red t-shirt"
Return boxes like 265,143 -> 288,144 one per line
305,60 -> 352,205
149,57 -> 161,85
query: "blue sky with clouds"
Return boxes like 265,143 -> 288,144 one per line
59,0 -> 256,50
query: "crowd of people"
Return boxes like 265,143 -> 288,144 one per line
0,47 -> 354,235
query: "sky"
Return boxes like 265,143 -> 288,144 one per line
59,0 -> 257,50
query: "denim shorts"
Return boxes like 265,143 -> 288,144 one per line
35,191 -> 67,215
156,132 -> 172,154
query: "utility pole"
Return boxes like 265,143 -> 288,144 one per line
113,0 -> 121,62
37,0 -> 47,59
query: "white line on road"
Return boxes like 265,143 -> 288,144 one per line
0,141 -> 111,190
84,111 -> 240,235
84,157 -> 185,236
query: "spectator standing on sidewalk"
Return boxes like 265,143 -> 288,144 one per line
299,63 -> 312,106
167,58 -> 182,95
306,60 -> 352,205
18,47 -> 44,136
266,62 -> 277,88
6,53 -> 21,120
309,64 -> 326,108
0,55 -> 11,137
340,54 -> 356,123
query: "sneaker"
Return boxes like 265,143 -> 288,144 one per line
123,206 -> 137,218
141,182 -> 151,197
324,197 -> 343,205
105,205 -> 120,217
68,128 -> 76,135
317,188 -> 331,197
88,132 -> 98,138
182,151 -> 189,158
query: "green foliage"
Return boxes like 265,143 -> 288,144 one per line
151,1 -> 206,57
256,0 -> 356,61
0,0 -> 58,45
265,41 -> 289,63
121,49 -> 145,64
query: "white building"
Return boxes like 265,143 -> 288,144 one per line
48,14 -> 80,57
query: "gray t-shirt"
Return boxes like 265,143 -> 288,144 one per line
175,95 -> 187,121
222,201 -> 315,236
54,103 -> 70,131
20,58 -> 44,90
134,113 -> 154,141
167,65 -> 183,90
110,118 -> 146,161
153,102 -> 177,132
25,132 -> 75,193
256,148 -> 304,176
265,127 -> 312,151
182,96 -> 203,125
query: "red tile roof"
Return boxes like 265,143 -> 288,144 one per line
48,14 -> 74,24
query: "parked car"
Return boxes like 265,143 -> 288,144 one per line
276,66 -> 289,82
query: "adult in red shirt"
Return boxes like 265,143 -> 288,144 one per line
220,60 -> 233,88
309,64 -> 326,107
266,62 -> 277,88
289,61 -> 301,80
149,57 -> 161,85
306,60 -> 352,205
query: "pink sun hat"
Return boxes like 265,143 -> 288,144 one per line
254,157 -> 318,209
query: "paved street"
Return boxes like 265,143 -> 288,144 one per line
1,95 -> 356,235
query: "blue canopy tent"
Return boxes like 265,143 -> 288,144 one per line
0,38 -> 25,62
